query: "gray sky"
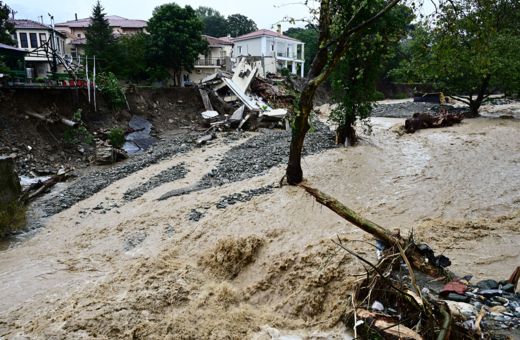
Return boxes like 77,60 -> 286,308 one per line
9,0 -> 315,32
10,0 -> 438,34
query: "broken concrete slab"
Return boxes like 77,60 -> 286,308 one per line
223,78 -> 259,112
126,115 -> 152,140
230,105 -> 245,121
0,156 -> 21,204
261,108 -> 287,120
199,89 -> 214,111
232,57 -> 258,92
201,111 -> 219,119
196,134 -> 214,145
123,115 -> 158,153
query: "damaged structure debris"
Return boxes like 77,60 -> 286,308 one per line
194,57 -> 293,135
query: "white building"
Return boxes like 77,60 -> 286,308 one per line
231,27 -> 304,77
8,19 -> 69,79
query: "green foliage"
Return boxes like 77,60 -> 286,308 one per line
97,72 -> 126,113
374,91 -> 386,101
145,65 -> 171,85
64,109 -> 94,144
195,6 -> 223,20
0,1 -> 15,46
395,0 -> 520,114
280,67 -> 290,77
329,4 -> 411,138
226,14 -> 257,37
395,93 -> 408,99
0,200 -> 26,238
84,1 -> 120,72
147,4 -> 208,86
118,31 -> 148,83
107,127 -> 126,147
0,55 -> 9,74
284,27 -> 318,77
203,16 -> 228,38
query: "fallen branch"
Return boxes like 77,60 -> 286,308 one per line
20,171 -> 72,203
298,184 -> 446,278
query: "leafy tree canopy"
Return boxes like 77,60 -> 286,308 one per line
152,2 -> 179,16
202,15 -> 228,38
147,4 -> 208,86
227,14 -> 257,37
195,6 -> 223,20
118,31 -> 148,83
330,4 -> 412,145
395,0 -> 520,115
0,1 -> 15,46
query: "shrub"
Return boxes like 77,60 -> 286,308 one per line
97,72 -> 127,113
395,93 -> 408,99
63,109 -> 94,144
0,200 -> 26,238
107,127 -> 126,147
280,67 -> 291,77
374,91 -> 385,101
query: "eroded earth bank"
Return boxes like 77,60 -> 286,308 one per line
1,108 -> 520,339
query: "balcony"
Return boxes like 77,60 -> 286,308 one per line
195,58 -> 226,67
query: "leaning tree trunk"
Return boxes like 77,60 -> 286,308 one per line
286,84 -> 316,184
469,76 -> 491,117
298,184 -> 447,278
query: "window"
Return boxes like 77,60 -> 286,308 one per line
20,33 -> 28,48
39,33 -> 46,43
12,33 -> 17,47
270,43 -> 274,51
237,46 -> 242,53
78,34 -> 81,38
30,33 -> 38,48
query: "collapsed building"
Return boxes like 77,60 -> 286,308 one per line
195,57 -> 295,133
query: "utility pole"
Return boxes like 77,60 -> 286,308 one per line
48,13 -> 58,78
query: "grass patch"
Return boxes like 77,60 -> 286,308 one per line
107,127 -> 126,147
0,200 -> 27,238
395,93 -> 408,99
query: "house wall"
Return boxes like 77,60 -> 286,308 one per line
57,26 -> 147,39
13,28 -> 67,78
233,37 -> 263,56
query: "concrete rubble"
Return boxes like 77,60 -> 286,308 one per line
194,57 -> 292,137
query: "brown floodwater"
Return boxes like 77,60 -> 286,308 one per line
1,116 -> 520,339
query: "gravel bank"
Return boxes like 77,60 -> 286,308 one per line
122,163 -> 189,201
371,102 -> 438,118
42,136 -> 198,216
196,121 -> 336,189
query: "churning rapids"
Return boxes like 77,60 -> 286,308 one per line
1,112 -> 520,339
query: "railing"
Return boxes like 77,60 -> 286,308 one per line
277,52 -> 286,58
195,58 -> 225,67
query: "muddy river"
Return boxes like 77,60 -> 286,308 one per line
1,116 -> 520,339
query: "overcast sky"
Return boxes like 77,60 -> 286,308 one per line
10,0 -> 438,34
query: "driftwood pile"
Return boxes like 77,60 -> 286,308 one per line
405,109 -> 463,134
296,184 -> 502,340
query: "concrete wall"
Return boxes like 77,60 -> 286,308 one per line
0,157 -> 21,205
234,37 -> 263,56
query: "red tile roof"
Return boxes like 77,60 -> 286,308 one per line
233,29 -> 302,42
202,35 -> 233,46
56,15 -> 147,28
8,19 -> 51,29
